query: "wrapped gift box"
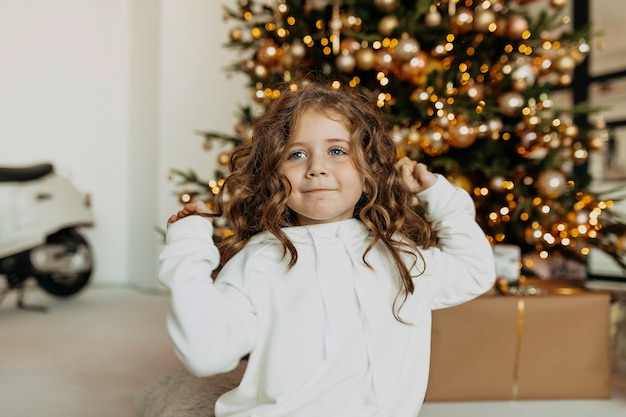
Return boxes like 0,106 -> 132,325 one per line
425,283 -> 612,401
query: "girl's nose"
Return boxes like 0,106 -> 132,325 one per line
306,155 -> 327,177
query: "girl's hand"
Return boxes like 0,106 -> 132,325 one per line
395,157 -> 437,194
167,200 -> 214,227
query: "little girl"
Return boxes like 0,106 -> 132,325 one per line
150,81 -> 495,417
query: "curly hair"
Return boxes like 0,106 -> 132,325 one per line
215,80 -> 435,319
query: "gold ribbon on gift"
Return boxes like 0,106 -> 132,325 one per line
512,297 -> 525,400
509,283 -> 585,399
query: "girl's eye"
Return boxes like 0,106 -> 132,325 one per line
288,150 -> 306,160
329,147 -> 347,156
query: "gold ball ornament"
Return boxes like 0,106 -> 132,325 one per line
536,169 -> 567,198
498,91 -> 525,115
558,73 -> 573,86
395,36 -> 421,61
355,48 -> 376,71
506,14 -> 529,39
419,127 -> 449,156
448,118 -> 477,148
474,8 -> 496,32
290,41 -> 307,62
397,52 -> 428,82
218,151 -> 231,166
424,8 -> 442,27
378,15 -> 399,37
489,175 -> 506,192
254,64 -> 269,79
375,50 -> 394,70
563,124 -> 579,139
554,55 -> 577,73
450,7 -> 474,34
336,52 -> 356,73
550,0 -> 567,8
373,0 -> 399,13
229,27 -> 243,42
257,40 -> 282,66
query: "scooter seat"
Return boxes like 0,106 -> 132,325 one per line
0,163 -> 54,182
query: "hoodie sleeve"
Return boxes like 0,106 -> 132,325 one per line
416,175 -> 496,309
158,215 -> 257,376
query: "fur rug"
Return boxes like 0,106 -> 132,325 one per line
135,361 -> 246,417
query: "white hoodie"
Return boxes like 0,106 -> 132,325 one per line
158,175 -> 496,417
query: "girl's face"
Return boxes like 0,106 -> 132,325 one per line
280,110 -> 366,226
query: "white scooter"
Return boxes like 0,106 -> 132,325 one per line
0,162 -> 94,310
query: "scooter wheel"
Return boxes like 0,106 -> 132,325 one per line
33,229 -> 93,297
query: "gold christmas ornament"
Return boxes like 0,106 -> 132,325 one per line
558,73 -> 573,86
419,127 -> 449,156
506,14 -> 529,39
378,15 -> 399,37
375,50 -> 394,70
536,169 -> 567,198
448,118 -> 477,148
289,40 -> 307,61
554,55 -> 577,73
550,0 -> 567,8
473,8 -> 496,33
450,7 -> 474,34
489,175 -> 506,191
229,27 -> 243,42
373,0 -> 399,13
336,51 -> 356,73
257,39 -> 282,65
424,7 -> 442,27
397,52 -> 428,82
218,152 -> 231,166
254,64 -> 269,79
355,48 -> 376,71
395,35 -> 421,61
498,91 -> 525,114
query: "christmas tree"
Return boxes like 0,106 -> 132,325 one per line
171,0 -> 626,278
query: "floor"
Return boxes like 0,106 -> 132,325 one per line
0,282 -> 625,417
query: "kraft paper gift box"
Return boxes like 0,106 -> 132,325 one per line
425,287 -> 612,401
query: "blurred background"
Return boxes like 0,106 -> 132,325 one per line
0,0 -> 249,290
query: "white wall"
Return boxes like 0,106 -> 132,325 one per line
0,0 -> 247,288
